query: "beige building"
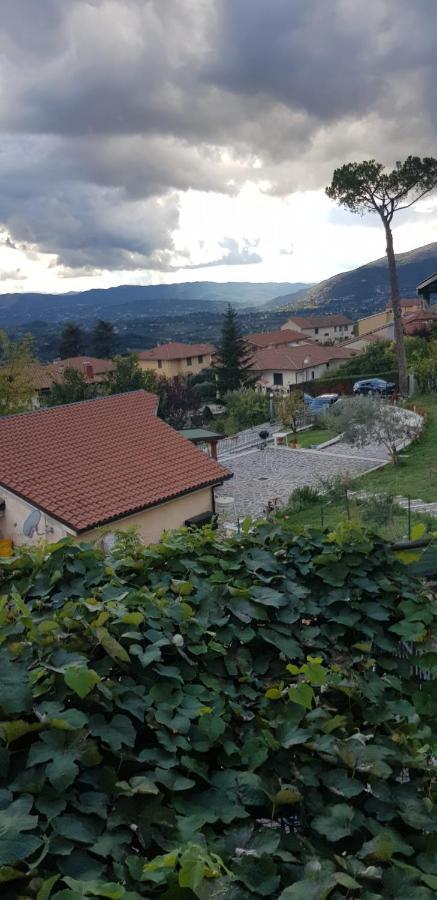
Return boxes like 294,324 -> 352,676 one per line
357,298 -> 430,337
251,344 -> 355,394
0,391 -> 230,549
138,342 -> 215,378
281,314 -> 353,344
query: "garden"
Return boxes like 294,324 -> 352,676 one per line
0,519 -> 436,899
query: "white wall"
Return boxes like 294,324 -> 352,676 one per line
256,361 -> 333,393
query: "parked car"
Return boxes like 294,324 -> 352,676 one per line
353,378 -> 396,396
308,393 -> 339,415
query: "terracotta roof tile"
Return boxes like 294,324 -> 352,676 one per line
244,329 -> 310,347
283,314 -> 352,328
0,391 -> 231,532
251,344 -> 354,372
138,342 -> 215,361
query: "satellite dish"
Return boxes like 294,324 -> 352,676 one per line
22,508 -> 42,538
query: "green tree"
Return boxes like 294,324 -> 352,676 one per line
277,391 -> 305,440
214,305 -> 254,395
326,156 -> 437,393
91,319 -> 117,358
59,322 -> 85,358
0,331 -> 35,415
327,395 -> 420,465
48,367 -> 95,406
223,388 -> 269,434
103,353 -> 157,395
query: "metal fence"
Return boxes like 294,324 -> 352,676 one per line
217,415 -> 309,458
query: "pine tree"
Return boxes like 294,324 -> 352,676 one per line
91,320 -> 116,358
214,305 -> 254,395
59,322 -> 85,359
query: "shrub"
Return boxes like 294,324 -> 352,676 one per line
0,524 -> 436,898
287,484 -> 320,510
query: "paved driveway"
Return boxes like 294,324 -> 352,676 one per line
215,445 -> 384,521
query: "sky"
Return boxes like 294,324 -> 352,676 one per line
1,0 -> 437,294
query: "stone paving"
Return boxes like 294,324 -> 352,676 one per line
215,445 -> 384,521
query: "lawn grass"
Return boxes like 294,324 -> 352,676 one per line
295,427 -> 338,448
356,394 -> 437,502
285,496 -> 434,542
283,393 -> 437,541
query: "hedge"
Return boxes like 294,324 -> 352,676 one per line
0,521 -> 436,899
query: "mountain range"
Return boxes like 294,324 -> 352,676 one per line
0,281 -> 309,326
266,242 -> 437,318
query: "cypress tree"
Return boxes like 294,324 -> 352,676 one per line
215,305 -> 254,395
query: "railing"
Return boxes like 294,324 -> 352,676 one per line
217,415 -> 310,458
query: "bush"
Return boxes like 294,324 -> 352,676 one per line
0,525 -> 436,898
287,484 -> 320,510
223,389 -> 269,434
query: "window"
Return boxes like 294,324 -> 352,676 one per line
273,372 -> 283,386
186,357 -> 192,366
314,327 -> 319,334
198,355 -> 203,364
158,360 -> 162,369
326,361 -> 330,368
311,370 -> 315,379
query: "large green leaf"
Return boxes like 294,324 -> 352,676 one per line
64,667 -> 100,699
0,653 -> 32,715
0,796 -> 42,866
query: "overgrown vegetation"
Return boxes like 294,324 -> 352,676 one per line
327,396 -> 420,465
0,523 -> 436,898
0,331 -> 35,415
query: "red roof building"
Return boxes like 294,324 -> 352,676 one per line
244,328 -> 311,349
0,391 -> 231,546
138,342 -> 216,378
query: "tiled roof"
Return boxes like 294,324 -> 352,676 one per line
0,391 -> 231,532
245,329 -> 310,347
28,365 -> 55,390
139,342 -> 215,361
251,344 -> 354,372
52,357 -> 114,381
30,357 -> 114,390
284,314 -> 352,328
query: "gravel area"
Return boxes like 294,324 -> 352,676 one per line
215,446 -> 383,521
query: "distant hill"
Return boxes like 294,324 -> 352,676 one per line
265,242 -> 437,319
0,281 -> 311,326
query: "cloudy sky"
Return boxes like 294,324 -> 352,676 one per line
1,0 -> 437,294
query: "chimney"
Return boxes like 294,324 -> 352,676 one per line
83,362 -> 94,381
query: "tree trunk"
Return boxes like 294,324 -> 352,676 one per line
384,222 -> 408,394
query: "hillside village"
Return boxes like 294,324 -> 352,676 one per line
1,271 -> 437,551
1,3 -> 437,896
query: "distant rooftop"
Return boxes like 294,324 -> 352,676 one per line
138,342 -> 215,361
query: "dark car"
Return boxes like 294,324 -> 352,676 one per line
308,393 -> 339,415
353,378 -> 396,396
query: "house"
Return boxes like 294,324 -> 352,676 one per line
251,344 -> 355,394
31,356 -> 114,407
353,303 -> 437,347
138,342 -> 215,378
357,298 -> 431,337
244,328 -> 311,350
417,273 -> 437,303
280,314 -> 353,344
0,391 -> 231,548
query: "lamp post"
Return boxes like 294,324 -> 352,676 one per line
269,392 -> 275,423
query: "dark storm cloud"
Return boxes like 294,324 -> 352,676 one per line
0,0 -> 436,272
